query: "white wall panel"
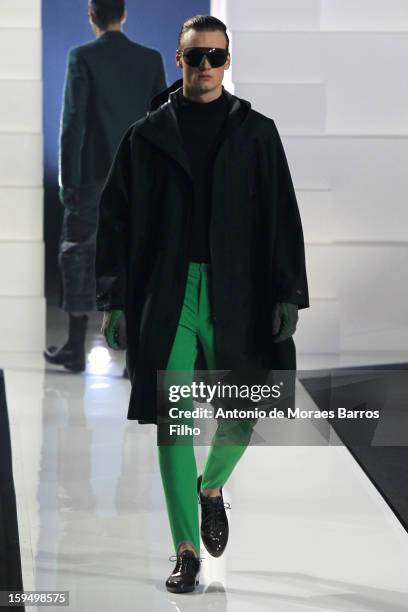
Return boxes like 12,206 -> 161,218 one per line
328,137 -> 408,242
298,190 -> 334,244
325,34 -> 408,134
214,1 -> 407,355
0,2 -> 44,351
215,0 -> 408,33
211,0 -> 228,24
0,243 -> 43,296
321,0 -> 408,31
0,297 -> 45,351
0,29 -> 41,79
227,0 -> 320,31
0,134 -> 43,186
0,188 -> 43,241
232,32 -> 323,82
335,193 -> 408,243
305,245 -> 336,299
295,300 -> 340,354
0,80 -> 42,132
281,136 -> 331,189
234,82 -> 326,134
286,136 -> 408,237
232,32 -> 408,134
0,0 -> 41,28
336,245 -> 408,351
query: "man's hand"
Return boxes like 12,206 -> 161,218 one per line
101,309 -> 127,350
272,303 -> 299,343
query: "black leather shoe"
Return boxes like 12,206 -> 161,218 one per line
197,475 -> 231,558
44,314 -> 87,372
44,344 -> 73,365
165,550 -> 200,594
44,344 -> 86,372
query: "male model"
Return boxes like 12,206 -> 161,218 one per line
44,0 -> 166,372
96,15 -> 309,594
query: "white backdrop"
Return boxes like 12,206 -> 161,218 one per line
0,0 -> 45,351
212,0 -> 408,355
1,1 -> 407,356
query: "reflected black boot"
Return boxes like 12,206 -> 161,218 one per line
44,314 -> 88,372
197,475 -> 230,558
165,550 -> 201,594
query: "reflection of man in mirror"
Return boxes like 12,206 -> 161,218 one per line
44,0 -> 166,372
96,14 -> 309,594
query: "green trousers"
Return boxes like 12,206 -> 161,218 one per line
158,261 -> 256,555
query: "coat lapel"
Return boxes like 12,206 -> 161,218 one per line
136,80 -> 251,182
137,91 -> 192,180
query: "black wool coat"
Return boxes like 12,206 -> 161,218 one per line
60,31 -> 166,190
95,78 -> 310,424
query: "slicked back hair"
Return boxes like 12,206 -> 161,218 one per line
177,15 -> 229,51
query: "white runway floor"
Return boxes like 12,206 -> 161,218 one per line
1,313 -> 408,611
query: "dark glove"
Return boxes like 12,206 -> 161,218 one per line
59,185 -> 79,213
101,309 -> 127,350
272,303 -> 299,343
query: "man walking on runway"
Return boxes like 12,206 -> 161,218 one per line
44,0 -> 166,372
96,14 -> 309,593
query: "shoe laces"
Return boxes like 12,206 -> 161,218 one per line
201,496 -> 231,531
199,494 -> 231,511
168,552 -> 205,567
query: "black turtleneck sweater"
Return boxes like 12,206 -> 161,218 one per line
174,88 -> 229,263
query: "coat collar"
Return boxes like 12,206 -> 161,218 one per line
136,78 -> 251,180
98,31 -> 128,41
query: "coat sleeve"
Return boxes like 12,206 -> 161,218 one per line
95,126 -> 133,311
58,47 -> 89,199
263,120 -> 310,310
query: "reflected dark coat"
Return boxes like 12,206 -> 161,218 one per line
95,79 -> 309,424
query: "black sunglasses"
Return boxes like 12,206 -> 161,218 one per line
179,47 -> 229,68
